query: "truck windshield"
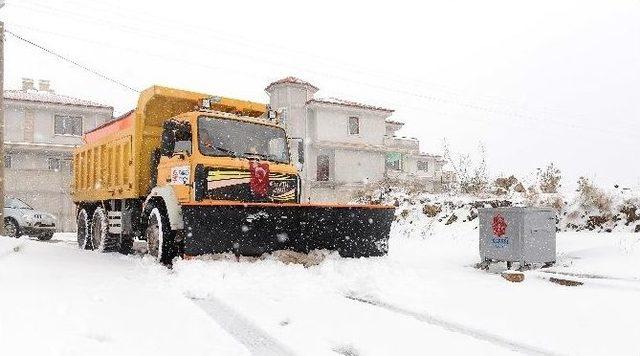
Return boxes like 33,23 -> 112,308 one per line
198,116 -> 290,164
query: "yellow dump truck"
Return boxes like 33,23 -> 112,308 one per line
72,86 -> 394,263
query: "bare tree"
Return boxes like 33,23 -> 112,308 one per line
442,139 -> 488,195
537,162 -> 562,193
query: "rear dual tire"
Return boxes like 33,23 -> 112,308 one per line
76,205 -> 176,264
76,207 -> 118,252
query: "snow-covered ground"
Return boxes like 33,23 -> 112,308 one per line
1,227 -> 639,355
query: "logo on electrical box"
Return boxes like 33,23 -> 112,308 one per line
491,214 -> 509,248
492,214 -> 507,236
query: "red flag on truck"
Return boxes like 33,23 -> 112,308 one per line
249,161 -> 269,197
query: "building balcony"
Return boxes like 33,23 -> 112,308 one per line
383,136 -> 419,152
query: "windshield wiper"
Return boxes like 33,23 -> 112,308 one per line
242,152 -> 279,161
203,143 -> 240,157
203,143 -> 281,162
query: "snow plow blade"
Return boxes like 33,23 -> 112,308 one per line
182,202 -> 395,258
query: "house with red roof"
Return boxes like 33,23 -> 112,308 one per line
265,77 -> 447,202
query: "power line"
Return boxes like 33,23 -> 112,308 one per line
4,29 -> 139,93
8,24 -> 638,141
5,4 -> 638,140
12,1 -> 637,137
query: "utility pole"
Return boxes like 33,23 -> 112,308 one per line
0,0 -> 6,235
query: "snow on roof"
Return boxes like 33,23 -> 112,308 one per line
308,97 -> 394,113
385,119 -> 404,126
265,76 -> 319,91
4,90 -> 112,109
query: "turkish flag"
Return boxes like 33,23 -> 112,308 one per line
249,161 -> 270,197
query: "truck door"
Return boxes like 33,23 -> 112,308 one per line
157,120 -> 192,202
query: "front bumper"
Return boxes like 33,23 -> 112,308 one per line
22,223 -> 56,235
181,202 -> 395,257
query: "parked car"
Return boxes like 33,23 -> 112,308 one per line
4,198 -> 57,240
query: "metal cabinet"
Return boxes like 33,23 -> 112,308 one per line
479,207 -> 556,267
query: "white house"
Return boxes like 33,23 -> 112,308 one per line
265,77 -> 447,202
4,78 -> 113,231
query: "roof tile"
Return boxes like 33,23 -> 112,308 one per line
4,90 -> 112,109
265,76 -> 319,91
308,97 -> 394,113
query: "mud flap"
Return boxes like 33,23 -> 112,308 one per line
182,203 -> 394,257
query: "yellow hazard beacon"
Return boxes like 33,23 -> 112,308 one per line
71,86 -> 394,264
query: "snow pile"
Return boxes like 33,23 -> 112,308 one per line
169,224 -> 640,355
1,221 -> 640,355
0,235 -> 250,356
354,182 -> 640,235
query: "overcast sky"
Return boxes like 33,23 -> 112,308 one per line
2,0 -> 639,190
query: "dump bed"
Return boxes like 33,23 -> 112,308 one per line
71,86 -> 267,202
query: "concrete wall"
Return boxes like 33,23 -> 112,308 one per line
3,100 -> 112,232
4,150 -> 75,231
314,106 -> 386,145
5,101 -> 108,144
267,84 -> 313,140
334,149 -> 385,183
403,155 -> 443,178
5,105 -> 25,141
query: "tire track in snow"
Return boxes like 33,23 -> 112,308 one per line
191,296 -> 297,356
345,294 -> 562,356
531,271 -> 640,292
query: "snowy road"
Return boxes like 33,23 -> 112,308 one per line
1,229 -> 639,355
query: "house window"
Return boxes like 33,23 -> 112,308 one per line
317,155 -> 330,181
54,115 -> 83,136
417,160 -> 429,171
386,152 -> 402,170
348,117 -> 359,135
48,157 -> 61,171
4,155 -> 11,169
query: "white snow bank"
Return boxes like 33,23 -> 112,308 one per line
171,224 -> 640,356
0,235 -> 249,356
1,225 -> 640,355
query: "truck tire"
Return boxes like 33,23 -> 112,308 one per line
145,206 -> 176,264
77,208 -> 91,249
89,207 -> 118,252
4,218 -> 20,238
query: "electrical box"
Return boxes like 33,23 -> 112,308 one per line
479,207 -> 556,267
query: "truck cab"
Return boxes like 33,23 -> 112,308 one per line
155,109 -> 300,206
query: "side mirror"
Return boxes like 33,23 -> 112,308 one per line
160,129 -> 175,156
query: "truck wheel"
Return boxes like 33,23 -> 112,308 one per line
77,208 -> 91,249
89,208 -> 119,252
4,218 -> 20,238
145,206 -> 176,264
